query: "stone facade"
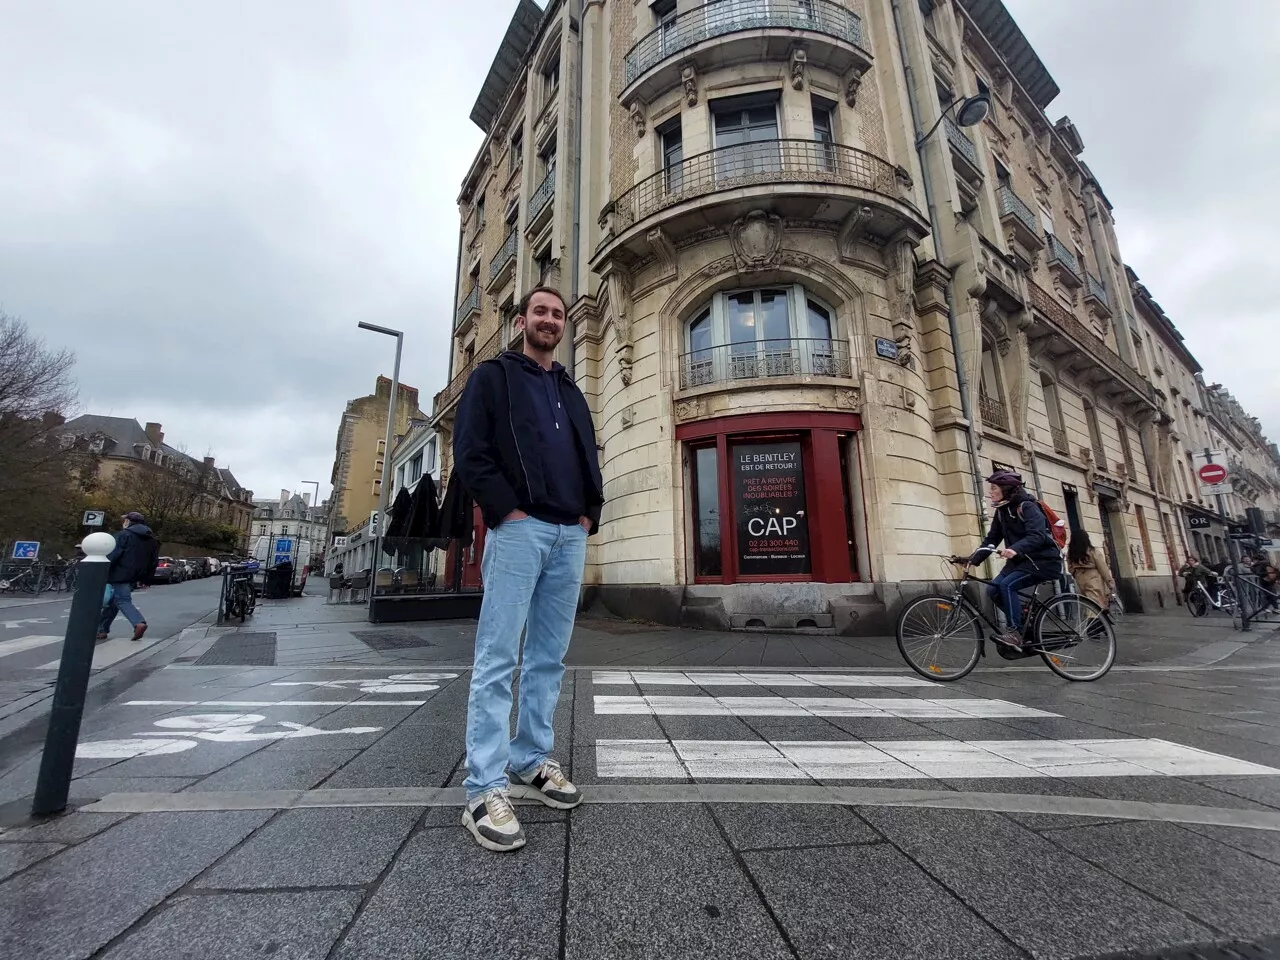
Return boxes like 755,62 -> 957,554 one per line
327,377 -> 425,537
430,0 -> 1280,630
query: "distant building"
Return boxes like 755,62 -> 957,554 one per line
251,490 -> 329,562
326,376 -> 425,538
58,416 -> 254,550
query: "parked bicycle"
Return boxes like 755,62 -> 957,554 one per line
0,563 -> 46,595
896,556 -> 1117,682
224,562 -> 259,623
1186,577 -> 1239,627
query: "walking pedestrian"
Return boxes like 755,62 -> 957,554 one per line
453,286 -> 604,852
97,512 -> 161,641
1065,529 -> 1115,611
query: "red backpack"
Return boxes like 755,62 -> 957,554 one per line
1016,499 -> 1067,550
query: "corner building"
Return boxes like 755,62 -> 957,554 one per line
432,0 -> 1280,631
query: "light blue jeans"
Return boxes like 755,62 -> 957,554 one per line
465,516 -> 587,800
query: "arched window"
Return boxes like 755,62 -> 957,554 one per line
681,285 -> 840,388
978,338 -> 1009,432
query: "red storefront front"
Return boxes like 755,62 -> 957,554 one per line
676,411 -> 865,585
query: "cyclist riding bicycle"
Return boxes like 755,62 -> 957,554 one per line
967,470 -> 1063,649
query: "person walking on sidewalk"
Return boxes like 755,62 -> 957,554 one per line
97,511 -> 161,642
453,286 -> 604,852
1065,528 -> 1115,612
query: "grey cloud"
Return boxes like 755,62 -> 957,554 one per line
1005,0 -> 1280,437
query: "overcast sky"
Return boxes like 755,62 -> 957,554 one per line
1,0 -> 1276,503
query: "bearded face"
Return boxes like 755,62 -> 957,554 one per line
519,291 -> 566,351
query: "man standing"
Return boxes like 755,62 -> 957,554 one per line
453,286 -> 603,852
98,511 -> 161,641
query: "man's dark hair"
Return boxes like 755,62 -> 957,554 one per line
517,286 -> 567,317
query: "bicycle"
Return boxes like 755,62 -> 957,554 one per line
224,563 -> 259,622
896,555 -> 1117,682
1186,578 -> 1239,628
0,563 -> 45,595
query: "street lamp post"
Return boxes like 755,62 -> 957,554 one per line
357,322 -> 404,617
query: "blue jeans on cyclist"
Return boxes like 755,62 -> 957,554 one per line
986,565 -> 1053,643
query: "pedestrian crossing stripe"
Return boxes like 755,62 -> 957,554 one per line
593,695 -> 1055,719
595,738 -> 1280,780
592,671 -> 935,687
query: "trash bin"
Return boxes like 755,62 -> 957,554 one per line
265,561 -> 293,599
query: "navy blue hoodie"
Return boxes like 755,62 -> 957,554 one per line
106,523 -> 161,584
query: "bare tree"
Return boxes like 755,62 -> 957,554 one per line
0,312 -> 81,547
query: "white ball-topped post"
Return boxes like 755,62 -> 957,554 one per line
32,527 -> 116,816
80,532 -> 116,561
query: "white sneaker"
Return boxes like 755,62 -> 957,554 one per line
462,789 -> 526,852
509,758 -> 583,810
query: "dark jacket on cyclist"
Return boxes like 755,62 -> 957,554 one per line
975,490 -> 1062,574
106,523 -> 160,585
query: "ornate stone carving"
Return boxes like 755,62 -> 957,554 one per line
602,263 -> 634,386
789,46 -> 808,90
620,406 -> 636,429
729,210 -> 783,270
888,238 -> 918,331
837,205 -> 874,262
777,250 -> 817,269
835,387 -> 863,411
697,254 -> 738,280
681,63 -> 698,106
646,227 -> 678,279
1019,447 -> 1032,468
630,101 -> 646,138
844,67 -> 865,106
674,399 -> 704,422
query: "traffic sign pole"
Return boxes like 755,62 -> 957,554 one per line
1204,448 -> 1250,631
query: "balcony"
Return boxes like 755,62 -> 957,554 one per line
621,0 -> 871,107
488,228 -> 517,290
594,140 -> 926,268
455,284 -> 481,333
1025,281 -> 1158,412
998,184 -> 1041,254
1045,233 -> 1083,288
431,327 -> 504,423
1084,273 -> 1112,318
679,338 -> 851,390
978,392 -> 1009,432
943,115 -> 983,183
527,166 -> 555,233
1050,425 -> 1070,455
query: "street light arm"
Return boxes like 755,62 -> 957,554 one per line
914,99 -> 960,148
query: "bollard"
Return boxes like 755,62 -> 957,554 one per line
31,531 -> 115,817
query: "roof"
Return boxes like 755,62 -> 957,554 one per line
218,467 -> 243,492
955,0 -> 1060,109
470,0 -> 546,132
60,415 -> 151,456
1125,265 -> 1202,374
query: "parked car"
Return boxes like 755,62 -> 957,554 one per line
152,557 -> 184,584
179,558 -> 201,580
185,557 -> 211,578
206,557 -> 221,575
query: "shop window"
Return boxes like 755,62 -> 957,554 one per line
690,446 -> 722,577
681,285 -> 838,388
731,440 -> 811,577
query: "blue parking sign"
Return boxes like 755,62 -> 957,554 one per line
12,541 -> 40,560
274,537 -> 293,554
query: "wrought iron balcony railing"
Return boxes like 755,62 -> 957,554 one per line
624,0 -> 864,85
944,115 -> 980,169
1045,232 -> 1081,277
998,184 -> 1038,236
528,166 -> 555,224
433,328 -> 504,418
488,228 -> 517,283
679,338 -> 851,390
1086,273 -> 1110,307
605,139 -> 900,236
978,392 -> 1009,432
455,285 -> 481,328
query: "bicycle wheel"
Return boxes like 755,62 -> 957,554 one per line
1033,594 -> 1115,681
1187,590 -> 1207,618
896,595 -> 983,681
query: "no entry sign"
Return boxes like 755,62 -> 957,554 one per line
1198,463 -> 1228,485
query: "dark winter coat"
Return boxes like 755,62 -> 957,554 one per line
439,470 -> 474,546
106,523 -> 161,585
404,473 -> 440,539
977,490 -> 1062,573
454,351 -> 604,533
